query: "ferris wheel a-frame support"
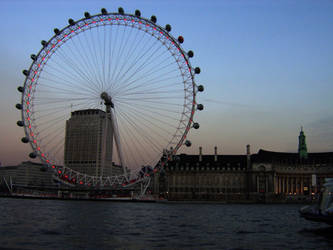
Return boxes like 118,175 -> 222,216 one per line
101,92 -> 129,182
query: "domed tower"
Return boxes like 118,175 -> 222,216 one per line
298,127 -> 308,160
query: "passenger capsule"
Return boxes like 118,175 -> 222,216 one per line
21,137 -> 29,143
16,104 -> 22,110
118,7 -> 124,14
185,140 -> 192,147
84,12 -> 90,18
197,104 -> 204,110
17,121 -> 24,127
54,28 -> 60,35
17,86 -> 24,93
29,152 -> 37,159
30,54 -> 37,61
194,67 -> 201,74
165,24 -> 171,32
68,18 -> 75,25
22,70 -> 29,76
101,8 -> 107,15
193,122 -> 200,129
197,85 -> 204,92
178,36 -> 184,44
150,15 -> 157,23
135,10 -> 141,17
188,50 -> 194,58
41,40 -> 47,47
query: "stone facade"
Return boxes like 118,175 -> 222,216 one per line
158,130 -> 333,201
159,148 -> 333,201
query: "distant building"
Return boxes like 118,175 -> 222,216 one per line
157,129 -> 333,201
64,109 -> 121,177
0,161 -> 58,193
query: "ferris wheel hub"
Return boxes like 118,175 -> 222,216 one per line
100,92 -> 114,108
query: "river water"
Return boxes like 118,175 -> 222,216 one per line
0,198 -> 332,249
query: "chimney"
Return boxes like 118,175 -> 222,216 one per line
214,146 -> 218,162
246,144 -> 251,170
199,146 -> 202,162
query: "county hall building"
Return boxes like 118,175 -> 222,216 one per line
155,128 -> 333,201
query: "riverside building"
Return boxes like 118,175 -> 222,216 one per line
158,129 -> 333,201
0,161 -> 58,193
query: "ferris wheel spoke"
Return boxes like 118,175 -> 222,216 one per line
43,50 -> 99,94
33,102 -> 91,121
115,79 -> 184,98
38,72 -> 99,96
101,25 -> 108,87
50,136 -> 65,162
116,105 -> 167,145
114,34 -> 169,88
116,98 -> 181,114
51,46 -> 102,92
33,97 -> 96,107
95,25 -> 106,90
116,80 -> 183,100
115,101 -> 182,123
108,24 -> 125,91
109,25 -> 132,88
37,81 -> 97,97
93,26 -> 107,90
32,104 -> 72,116
37,88 -> 95,99
111,35 -> 160,91
116,45 -> 172,88
115,108 -> 165,157
106,24 -> 117,90
117,89 -> 180,96
122,59 -> 179,89
36,116 -> 65,139
83,29 -> 105,90
113,71 -> 182,97
117,103 -> 185,137
115,42 -> 162,91
113,112 -> 145,168
33,114 -> 66,129
37,119 -> 65,143
112,26 -> 144,86
107,27 -> 147,92
118,100 -> 181,124
118,98 -> 184,107
74,30 -> 103,90
69,36 -> 104,91
116,104 -> 176,140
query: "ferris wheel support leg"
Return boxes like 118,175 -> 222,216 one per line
110,109 -> 129,182
100,108 -> 109,177
139,177 -> 151,199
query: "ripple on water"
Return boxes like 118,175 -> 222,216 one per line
0,199 -> 333,249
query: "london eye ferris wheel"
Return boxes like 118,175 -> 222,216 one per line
16,8 -> 204,188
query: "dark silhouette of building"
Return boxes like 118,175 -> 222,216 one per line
157,129 -> 333,201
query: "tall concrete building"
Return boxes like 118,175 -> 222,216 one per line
64,109 -> 116,177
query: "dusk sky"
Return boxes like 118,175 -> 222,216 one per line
1,0 -> 333,166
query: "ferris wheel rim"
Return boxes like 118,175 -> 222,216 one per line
19,10 -> 198,187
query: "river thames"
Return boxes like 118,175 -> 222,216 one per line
0,198 -> 332,249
